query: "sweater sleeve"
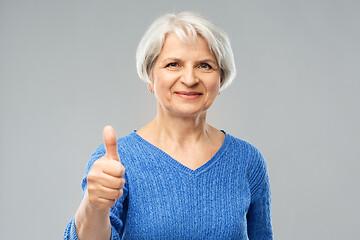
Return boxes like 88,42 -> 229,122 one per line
246,149 -> 273,240
63,143 -> 128,240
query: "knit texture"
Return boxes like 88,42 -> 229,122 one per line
64,130 -> 273,239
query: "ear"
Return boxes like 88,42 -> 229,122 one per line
218,78 -> 223,96
219,70 -> 225,87
219,78 -> 224,91
147,82 -> 152,90
147,82 -> 155,93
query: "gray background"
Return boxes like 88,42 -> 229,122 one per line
1,0 -> 359,239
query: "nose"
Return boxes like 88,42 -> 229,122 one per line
181,67 -> 199,87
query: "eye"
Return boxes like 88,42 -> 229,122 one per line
165,62 -> 179,68
199,63 -> 212,70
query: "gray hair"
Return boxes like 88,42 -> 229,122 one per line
136,11 -> 236,91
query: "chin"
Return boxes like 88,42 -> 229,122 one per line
171,107 -> 209,118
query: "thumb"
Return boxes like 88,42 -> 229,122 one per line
103,125 -> 120,161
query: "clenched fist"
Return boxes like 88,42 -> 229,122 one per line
86,126 -> 125,209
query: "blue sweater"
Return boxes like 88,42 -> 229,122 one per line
64,131 -> 273,239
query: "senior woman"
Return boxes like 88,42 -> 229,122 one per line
64,12 -> 273,240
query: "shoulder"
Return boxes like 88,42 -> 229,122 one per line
117,130 -> 140,149
224,132 -> 268,177
225,132 -> 270,198
90,130 -> 141,153
84,131 -> 140,170
225,132 -> 264,161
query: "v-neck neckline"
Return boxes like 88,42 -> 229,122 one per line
130,130 -> 230,176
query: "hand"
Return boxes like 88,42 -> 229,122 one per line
86,126 -> 126,209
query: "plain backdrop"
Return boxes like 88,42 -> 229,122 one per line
1,0 -> 359,239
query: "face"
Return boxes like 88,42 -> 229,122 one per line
150,33 -> 221,118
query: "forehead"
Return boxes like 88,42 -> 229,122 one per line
157,33 -> 216,60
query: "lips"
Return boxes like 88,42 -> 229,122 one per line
175,91 -> 202,99
175,91 -> 202,95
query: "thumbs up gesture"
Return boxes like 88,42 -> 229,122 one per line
86,126 -> 126,209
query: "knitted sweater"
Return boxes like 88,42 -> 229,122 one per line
64,130 -> 273,239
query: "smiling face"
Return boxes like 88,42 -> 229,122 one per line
150,33 -> 221,119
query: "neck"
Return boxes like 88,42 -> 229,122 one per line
144,105 -> 214,146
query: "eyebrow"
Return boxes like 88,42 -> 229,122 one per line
161,57 -> 181,64
197,58 -> 218,65
161,57 -> 218,66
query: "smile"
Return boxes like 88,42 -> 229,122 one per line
175,91 -> 202,100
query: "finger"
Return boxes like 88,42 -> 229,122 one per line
90,197 -> 116,209
103,125 -> 120,161
97,186 -> 123,200
98,173 -> 125,189
101,160 -> 125,177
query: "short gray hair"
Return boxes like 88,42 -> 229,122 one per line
136,11 -> 236,91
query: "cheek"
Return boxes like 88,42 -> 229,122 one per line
208,76 -> 221,93
154,71 -> 179,90
199,71 -> 221,88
